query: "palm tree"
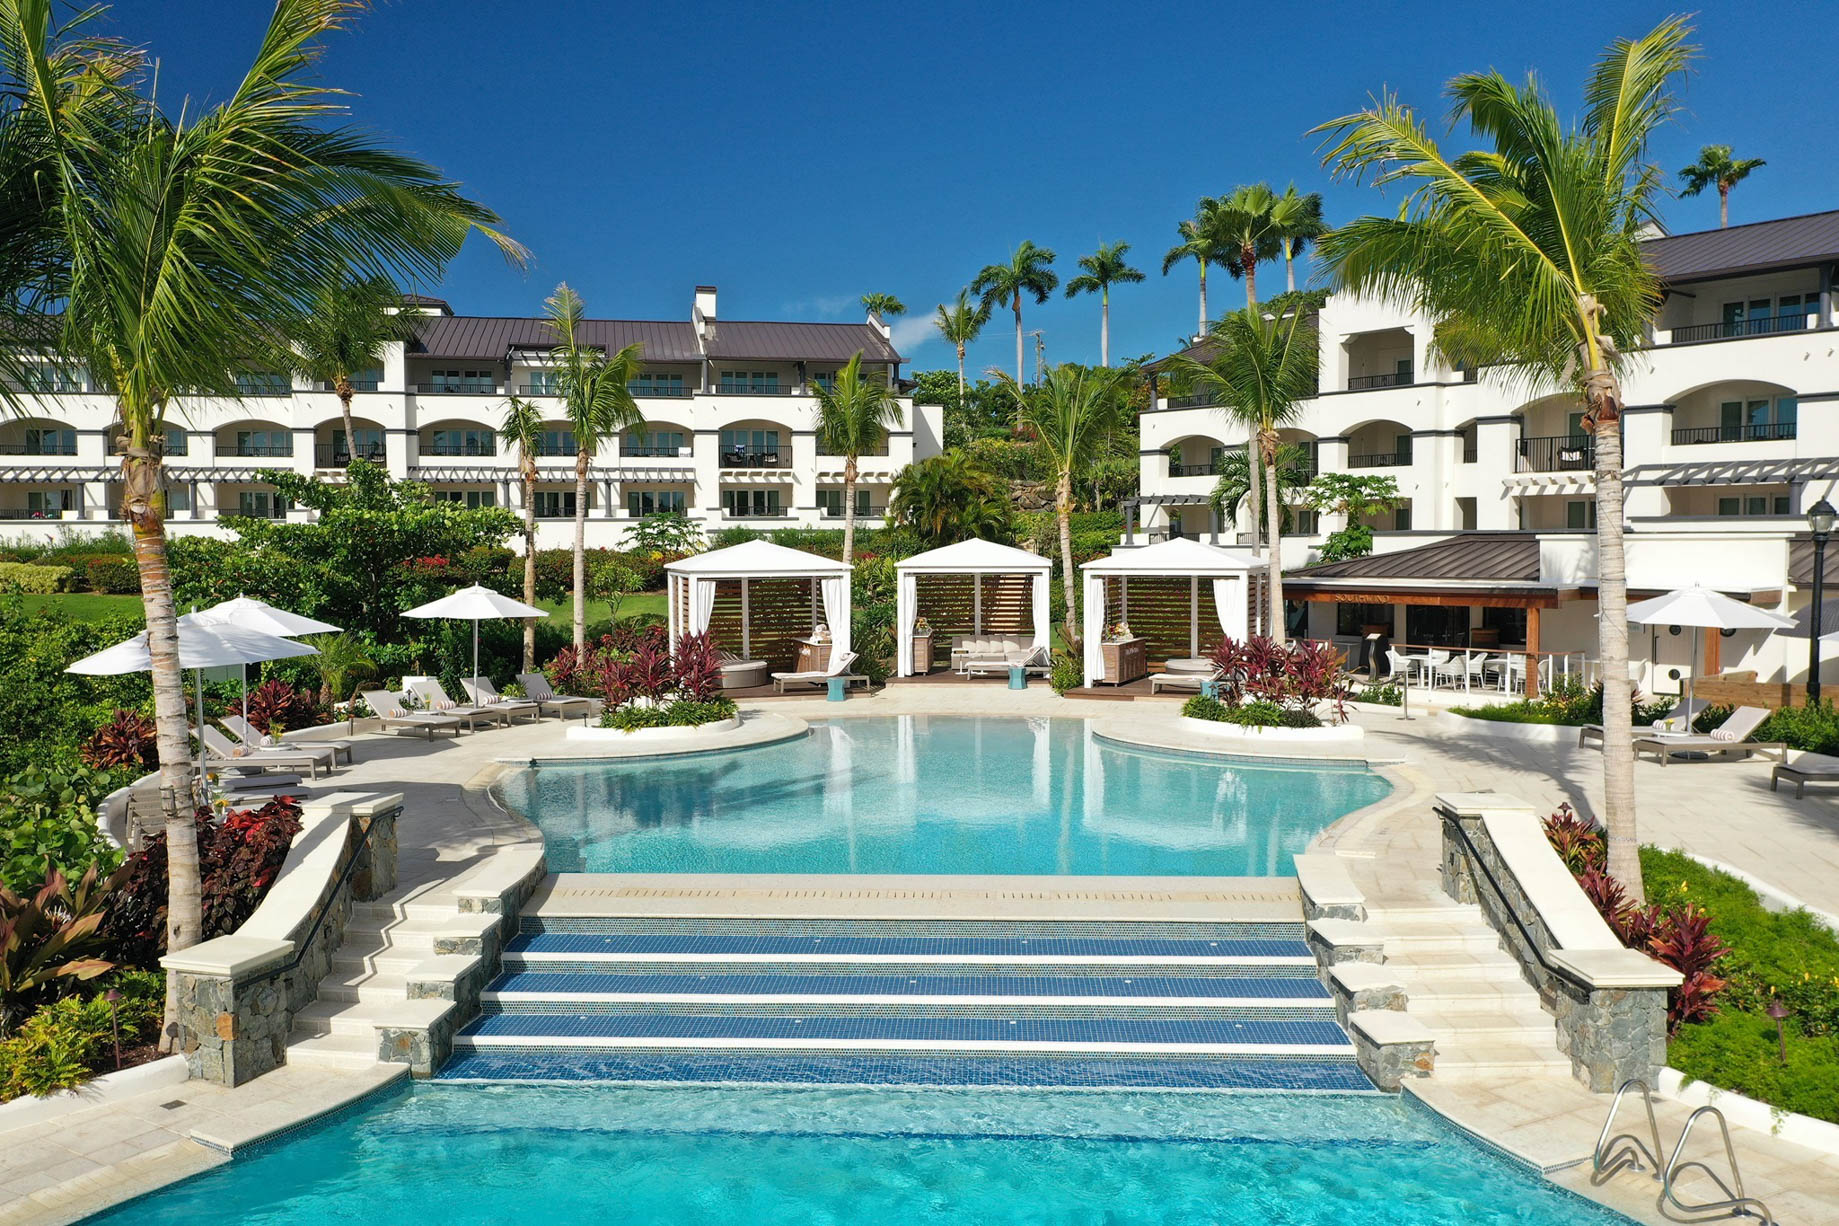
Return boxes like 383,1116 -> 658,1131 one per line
1209,444 -> 1313,535
498,396 -> 545,670
1215,183 -> 1284,308
1161,200 -> 1228,340
814,352 -> 904,564
544,284 -> 644,648
290,272 -> 415,465
1165,308 -> 1317,641
861,292 -> 906,320
1,0 -> 522,1027
1678,145 -> 1765,228
971,241 -> 1058,385
1313,17 -> 1694,900
1270,186 -> 1326,295
996,365 -> 1125,644
1064,241 -> 1144,367
933,289 -> 990,401
889,450 -> 1011,545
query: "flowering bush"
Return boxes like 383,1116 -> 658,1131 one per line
1203,635 -> 1350,725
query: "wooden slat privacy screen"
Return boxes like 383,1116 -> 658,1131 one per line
913,573 -> 1032,640
1098,575 -> 1225,668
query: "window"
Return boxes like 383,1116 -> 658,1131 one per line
537,428 -> 576,456
436,490 -> 496,509
237,491 -> 287,518
627,490 -> 687,517
723,488 -> 783,517
331,428 -> 384,460
23,426 -> 76,455
233,429 -> 292,457
629,372 -> 686,397
720,428 -> 782,465
809,370 -> 837,392
1394,358 -> 1414,383
1481,606 -> 1528,646
235,371 -> 289,395
1721,295 -> 1815,336
165,484 -> 190,513
22,365 -> 84,393
1407,604 -> 1469,647
534,491 -> 578,518
523,369 -> 560,395
624,430 -> 685,457
25,490 -> 70,516
428,428 -> 495,456
1716,495 -> 1792,517
1566,500 -> 1596,530
1293,509 -> 1320,535
349,367 -> 382,392
164,427 -> 188,457
428,368 -> 494,393
1395,434 -> 1414,465
1335,602 -> 1393,637
1393,505 -> 1413,531
719,370 -> 779,394
818,488 -> 873,517
1716,396 -> 1796,440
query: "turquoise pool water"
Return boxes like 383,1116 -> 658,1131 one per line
91,1084 -> 1624,1225
501,716 -> 1391,876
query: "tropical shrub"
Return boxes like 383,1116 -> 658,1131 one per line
0,971 -> 163,1099
1751,701 -> 1839,756
1181,696 -> 1321,728
0,563 -> 73,594
243,680 -> 328,733
80,710 -> 158,773
1205,635 -> 1350,724
1,862 -> 125,1031
674,633 -> 722,702
1541,804 -> 1605,875
1353,682 -> 1402,706
625,512 -> 704,562
102,797 -> 304,967
1049,649 -> 1083,695
0,766 -> 122,894
1452,677 -> 1675,727
592,633 -> 736,729
602,697 -> 737,732
83,557 -> 141,594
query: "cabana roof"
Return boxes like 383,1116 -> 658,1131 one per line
896,539 -> 1052,574
1082,537 -> 1259,576
666,538 -> 851,578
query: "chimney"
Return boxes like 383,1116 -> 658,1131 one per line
693,285 -> 717,343
867,309 -> 891,342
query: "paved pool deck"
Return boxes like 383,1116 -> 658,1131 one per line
8,687 -> 1839,1224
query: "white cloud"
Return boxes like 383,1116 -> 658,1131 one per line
888,314 -> 937,357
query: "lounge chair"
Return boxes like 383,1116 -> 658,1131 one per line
516,673 -> 600,720
1632,705 -> 1786,766
1580,696 -> 1707,749
1150,668 -> 1219,695
198,725 -> 329,779
461,678 -> 544,722
1772,752 -> 1839,797
772,650 -> 866,693
360,690 -> 464,739
407,680 -> 516,731
968,644 -> 1052,679
220,713 -> 354,765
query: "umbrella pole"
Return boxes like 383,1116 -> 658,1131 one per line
473,619 -> 480,692
241,664 -> 248,740
194,667 -> 206,803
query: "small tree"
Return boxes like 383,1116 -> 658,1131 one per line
1677,145 -> 1765,229
1304,473 -> 1405,562
290,273 -> 417,465
813,352 -> 904,564
861,292 -> 906,320
498,396 -> 545,669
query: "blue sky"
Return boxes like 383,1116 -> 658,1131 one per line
108,0 -> 1839,373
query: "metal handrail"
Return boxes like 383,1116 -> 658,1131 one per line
1663,1106 -> 1775,1223
1438,811 -> 1593,991
249,810 -> 390,984
1593,1079 -> 1665,1185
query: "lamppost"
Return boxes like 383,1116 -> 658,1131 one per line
1808,498 -> 1837,705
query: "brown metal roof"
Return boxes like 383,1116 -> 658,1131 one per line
1288,532 -> 1543,584
408,316 -> 702,362
1643,210 -> 1839,284
706,321 -> 900,364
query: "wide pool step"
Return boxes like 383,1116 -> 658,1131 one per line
504,930 -> 1312,966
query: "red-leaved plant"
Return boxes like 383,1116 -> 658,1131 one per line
674,632 -> 723,702
244,680 -> 328,733
1206,634 -> 1351,724
1542,804 -> 1606,875
80,709 -> 158,771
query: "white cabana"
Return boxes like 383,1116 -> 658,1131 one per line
894,539 -> 1053,676
666,539 -> 853,665
1080,538 -> 1259,683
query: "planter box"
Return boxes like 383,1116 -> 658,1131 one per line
565,716 -> 742,742
0,1055 -> 189,1135
1175,716 -> 1366,746
1436,711 -> 1577,744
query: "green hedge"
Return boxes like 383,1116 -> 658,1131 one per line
599,697 -> 737,732
84,556 -> 141,594
0,562 -> 74,594
1181,696 -> 1320,728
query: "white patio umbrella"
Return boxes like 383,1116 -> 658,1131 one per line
1626,584 -> 1794,714
187,596 -> 341,732
402,584 -> 547,693
67,620 -> 320,789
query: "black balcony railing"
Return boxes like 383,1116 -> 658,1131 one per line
725,506 -> 791,518
630,383 -> 695,398
623,444 -> 687,458
1670,315 -> 1812,344
0,508 -> 65,520
232,443 -> 294,458
422,441 -> 496,457
0,441 -> 79,456
822,506 -> 884,519
1347,370 -> 1412,391
1168,461 -> 1218,477
415,380 -> 496,394
315,444 -> 383,465
1348,451 -> 1408,468
1165,392 -> 1219,409
1671,421 -> 1797,446
721,447 -> 786,467
718,383 -> 790,396
518,383 -> 558,396
1516,434 -> 1594,472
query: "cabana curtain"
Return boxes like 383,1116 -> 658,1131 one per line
893,540 -> 1055,676
821,575 -> 852,660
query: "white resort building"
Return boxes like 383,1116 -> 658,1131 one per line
1135,210 -> 1839,698
0,286 -> 942,547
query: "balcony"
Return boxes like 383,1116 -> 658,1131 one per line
321,379 -> 380,392
0,508 -> 66,520
1671,422 -> 1797,446
630,383 -> 695,398
717,383 -> 792,397
725,507 -> 791,518
622,444 -> 687,458
1165,392 -> 1219,409
0,441 -> 79,456
518,384 -> 558,397
1669,315 -> 1811,344
231,443 -> 294,458
721,447 -> 787,468
534,443 -> 575,458
1347,371 -> 1412,391
1516,434 -> 1594,472
1348,451 -> 1408,469
822,506 -> 884,519
1168,461 -> 1219,477
315,444 -> 384,466
416,380 -> 497,394
422,440 -> 497,457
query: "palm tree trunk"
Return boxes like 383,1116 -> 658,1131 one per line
1718,184 -> 1729,228
1589,368 -> 1642,901
1244,250 -> 1258,309
1056,470 -> 1077,644
572,450 -> 589,648
1013,294 -> 1025,385
1263,431 -> 1285,644
1244,434 -> 1263,633
1197,263 -> 1208,338
841,456 -> 858,566
956,343 -> 966,400
1285,247 -> 1297,294
336,379 -> 356,467
121,435 -> 201,1049
521,457 -> 538,671
1100,288 -> 1110,368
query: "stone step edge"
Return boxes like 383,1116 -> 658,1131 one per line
452,1035 -> 1356,1056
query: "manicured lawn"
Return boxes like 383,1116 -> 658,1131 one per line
20,592 -> 144,623
535,590 -> 666,626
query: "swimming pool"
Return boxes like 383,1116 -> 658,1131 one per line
500,716 -> 1392,876
90,1083 -> 1627,1225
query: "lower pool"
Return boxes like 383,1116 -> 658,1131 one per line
90,1083 -> 1626,1225
501,716 -> 1392,876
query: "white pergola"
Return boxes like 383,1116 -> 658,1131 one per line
666,539 -> 853,661
894,539 -> 1053,676
1080,537 -> 1259,682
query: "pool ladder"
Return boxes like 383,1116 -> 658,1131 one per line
1593,1079 -> 1776,1223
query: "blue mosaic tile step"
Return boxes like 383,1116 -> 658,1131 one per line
436,1048 -> 1375,1092
457,1012 -> 1353,1049
505,932 -> 1311,961
486,971 -> 1333,1001
523,917 -> 1306,942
